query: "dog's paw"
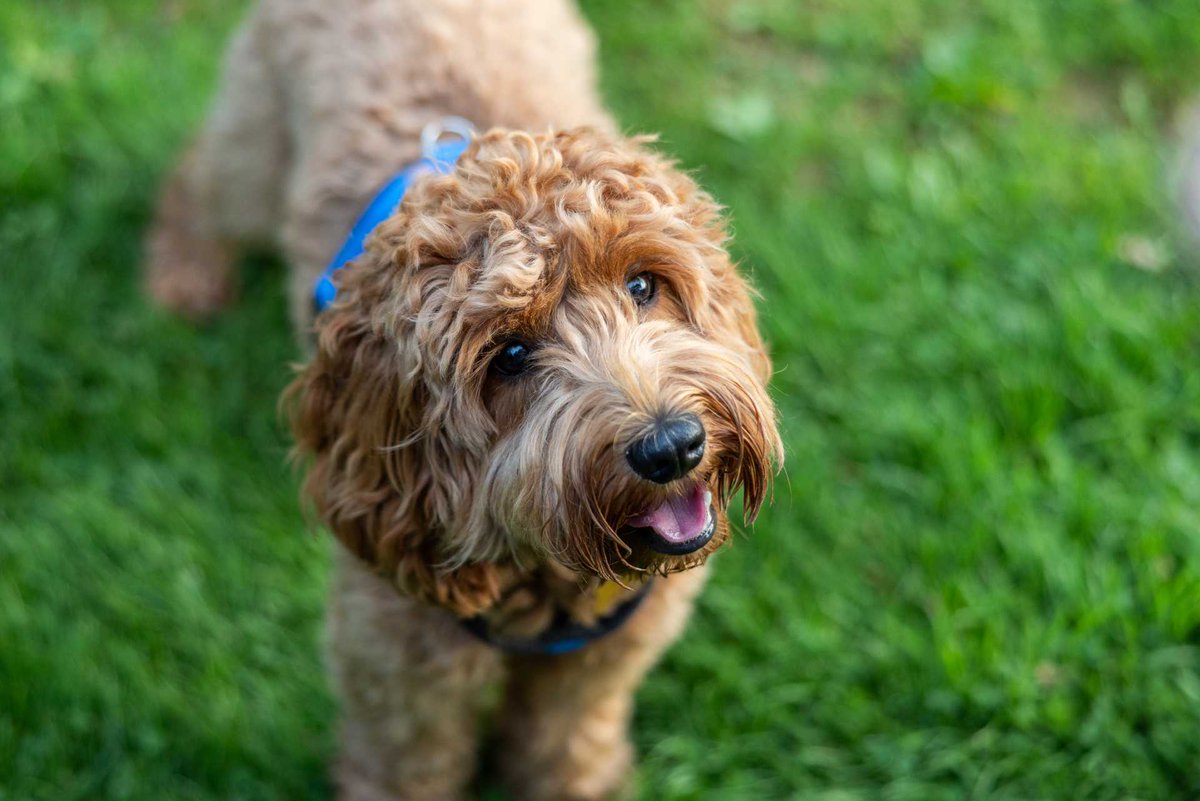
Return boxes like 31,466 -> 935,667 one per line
144,242 -> 235,321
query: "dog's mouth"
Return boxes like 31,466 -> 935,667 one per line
621,482 -> 716,556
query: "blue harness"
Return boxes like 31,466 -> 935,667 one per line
312,132 -> 472,312
314,120 -> 653,655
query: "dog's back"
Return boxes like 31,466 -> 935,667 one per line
146,0 -> 611,331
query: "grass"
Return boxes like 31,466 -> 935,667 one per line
3,0 -> 1200,798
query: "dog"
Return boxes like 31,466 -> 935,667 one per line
144,1 -> 782,799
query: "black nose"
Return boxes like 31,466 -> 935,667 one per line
625,413 -> 706,484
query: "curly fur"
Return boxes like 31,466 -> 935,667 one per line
290,129 -> 779,610
145,2 -> 782,799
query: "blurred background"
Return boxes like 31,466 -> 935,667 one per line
3,0 -> 1200,798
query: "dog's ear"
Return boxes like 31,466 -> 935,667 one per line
702,252 -> 774,385
285,259 -> 503,618
665,177 -> 783,519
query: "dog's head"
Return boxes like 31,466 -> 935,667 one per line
288,128 -> 781,615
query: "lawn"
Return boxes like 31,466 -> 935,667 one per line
3,0 -> 1200,799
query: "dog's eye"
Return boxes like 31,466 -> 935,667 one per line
491,341 -> 533,377
626,272 -> 657,306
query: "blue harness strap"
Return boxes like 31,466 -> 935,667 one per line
313,133 -> 471,313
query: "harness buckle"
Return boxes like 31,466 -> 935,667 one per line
420,116 -> 476,166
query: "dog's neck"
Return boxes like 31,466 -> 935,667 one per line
476,561 -> 651,642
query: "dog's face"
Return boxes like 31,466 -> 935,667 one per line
289,128 -> 781,615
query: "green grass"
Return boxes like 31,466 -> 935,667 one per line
3,0 -> 1200,798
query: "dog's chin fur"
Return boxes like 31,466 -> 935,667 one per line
146,1 -> 781,797
286,128 -> 781,614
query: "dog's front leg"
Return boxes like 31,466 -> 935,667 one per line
328,548 -> 502,801
497,568 -> 708,801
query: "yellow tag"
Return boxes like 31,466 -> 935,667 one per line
593,580 -> 625,617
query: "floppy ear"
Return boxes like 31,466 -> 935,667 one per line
660,171 -> 783,517
285,258 -> 504,618
711,257 -> 774,386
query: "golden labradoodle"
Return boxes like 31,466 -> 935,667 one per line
145,1 -> 782,798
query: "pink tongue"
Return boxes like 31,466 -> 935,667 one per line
629,484 -> 711,544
